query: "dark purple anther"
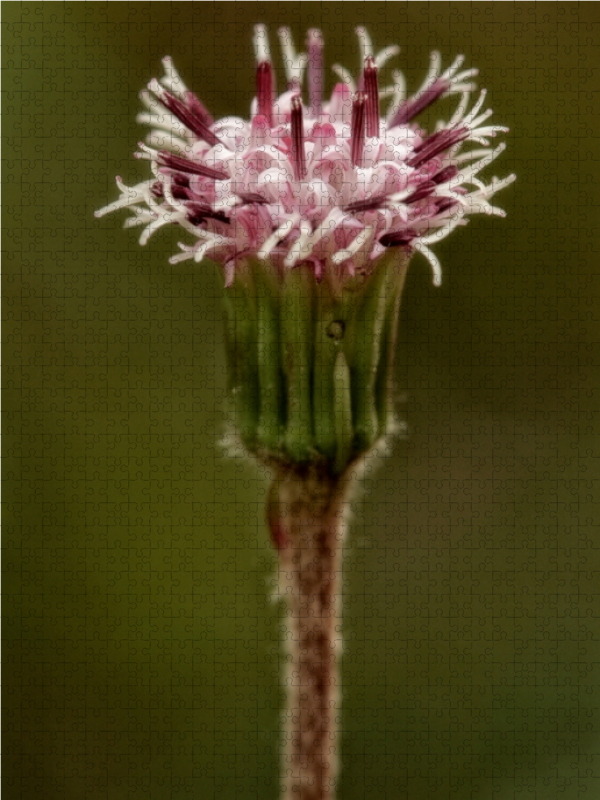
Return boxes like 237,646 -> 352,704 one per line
157,151 -> 229,180
404,181 -> 437,204
363,56 -> 380,137
291,96 -> 307,180
256,61 -> 274,127
431,165 -> 459,184
184,91 -> 214,128
155,89 -> 221,147
389,79 -> 450,127
350,92 -> 366,168
343,193 -> 387,213
435,197 -> 458,214
171,184 -> 194,201
186,202 -> 231,225
379,228 -> 417,247
407,127 -> 469,168
150,181 -> 164,198
306,28 -> 324,118
171,173 -> 190,187
236,191 -> 269,205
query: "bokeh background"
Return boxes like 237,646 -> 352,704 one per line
4,3 -> 599,799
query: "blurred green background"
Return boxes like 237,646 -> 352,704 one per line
4,2 -> 599,799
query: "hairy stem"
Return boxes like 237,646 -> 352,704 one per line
268,463 -> 354,800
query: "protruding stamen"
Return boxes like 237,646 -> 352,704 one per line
431,165 -> 459,184
184,91 -> 214,127
306,28 -> 324,117
389,78 -> 450,127
435,198 -> 459,214
171,183 -> 193,201
407,127 -> 469,168
156,150 -> 229,180
256,61 -> 274,127
343,194 -> 387,213
291,96 -> 307,180
350,92 -> 366,168
363,56 -> 380,137
185,202 -> 231,225
236,191 -> 269,205
404,181 -> 437,204
172,173 -> 190,188
379,228 -> 418,247
150,82 -> 221,147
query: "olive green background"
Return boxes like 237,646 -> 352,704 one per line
4,2 -> 599,799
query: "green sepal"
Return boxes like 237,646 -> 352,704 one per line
221,272 -> 259,450
333,349 -> 353,475
343,256 -> 393,455
251,260 -> 284,452
280,267 -> 314,462
312,286 -> 350,462
374,259 -> 409,437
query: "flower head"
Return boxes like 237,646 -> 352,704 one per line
96,25 -> 515,288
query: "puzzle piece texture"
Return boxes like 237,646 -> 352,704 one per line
4,4 -> 600,799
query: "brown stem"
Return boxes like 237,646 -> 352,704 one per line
268,463 -> 353,800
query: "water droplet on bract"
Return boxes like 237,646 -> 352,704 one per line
326,320 -> 345,341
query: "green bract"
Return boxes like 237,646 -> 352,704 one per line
221,253 -> 409,473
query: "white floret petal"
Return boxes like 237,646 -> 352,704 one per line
331,226 -> 373,266
278,27 -> 308,86
253,24 -> 271,64
259,215 -> 300,260
374,45 -> 401,69
356,26 -> 374,62
414,243 -> 443,286
331,63 -> 355,90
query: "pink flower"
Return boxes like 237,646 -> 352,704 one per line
96,25 -> 515,288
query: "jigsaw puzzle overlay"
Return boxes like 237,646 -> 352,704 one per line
4,3 -> 600,799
